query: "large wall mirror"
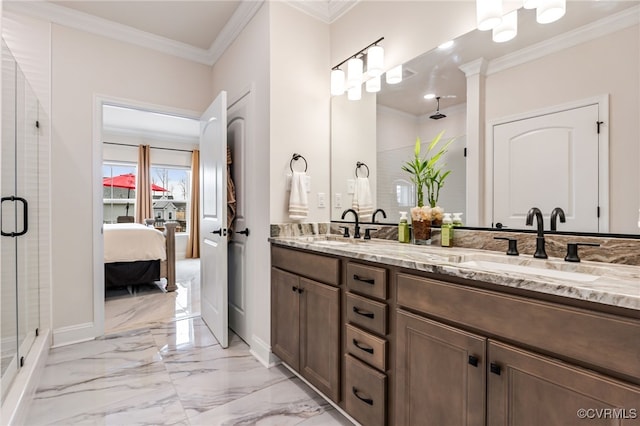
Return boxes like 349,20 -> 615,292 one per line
330,1 -> 639,235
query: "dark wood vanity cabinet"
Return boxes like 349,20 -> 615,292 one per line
395,272 -> 640,426
271,246 -> 341,402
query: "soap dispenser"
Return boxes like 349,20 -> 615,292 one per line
398,212 -> 410,243
441,213 -> 453,247
452,212 -> 463,227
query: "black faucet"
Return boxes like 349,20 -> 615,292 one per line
550,207 -> 566,231
525,207 -> 548,259
372,209 -> 387,223
341,209 -> 361,238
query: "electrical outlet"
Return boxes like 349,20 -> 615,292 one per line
317,192 -> 326,208
335,193 -> 342,208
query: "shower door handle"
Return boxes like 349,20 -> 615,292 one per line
1,196 -> 28,237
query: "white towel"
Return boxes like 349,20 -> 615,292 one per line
352,176 -> 373,221
289,171 -> 308,220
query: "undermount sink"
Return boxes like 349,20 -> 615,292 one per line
311,240 -> 350,246
458,260 -> 599,283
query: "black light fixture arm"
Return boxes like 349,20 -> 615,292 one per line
332,37 -> 384,70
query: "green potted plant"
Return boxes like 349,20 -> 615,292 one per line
401,131 -> 455,242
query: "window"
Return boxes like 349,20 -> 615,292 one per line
103,162 -> 137,224
151,165 -> 191,233
102,162 -> 191,233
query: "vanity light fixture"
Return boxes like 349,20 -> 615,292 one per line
523,0 -> 539,9
330,37 -> 385,98
367,44 -> 384,77
536,0 -> 566,24
477,0 -> 503,31
366,75 -> 381,93
347,57 -> 363,89
493,9 -> 518,42
386,64 -> 402,85
330,68 -> 346,96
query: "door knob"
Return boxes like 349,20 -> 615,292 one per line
211,228 -> 227,236
237,228 -> 250,236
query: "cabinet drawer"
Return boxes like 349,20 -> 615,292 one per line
271,245 -> 340,286
346,262 -> 387,300
346,292 -> 388,336
345,354 -> 386,426
346,324 -> 387,372
397,272 -> 640,381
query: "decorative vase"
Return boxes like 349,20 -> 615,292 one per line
412,219 -> 431,245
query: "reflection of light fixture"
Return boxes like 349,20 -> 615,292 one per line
477,0 -> 503,31
347,57 -> 363,88
330,68 -> 345,96
523,0 -> 539,9
367,45 -> 384,77
330,37 -> 384,98
493,10 -> 517,42
386,65 -> 402,84
347,83 -> 362,101
537,0 -> 566,24
366,76 -> 381,93
430,97 -> 447,120
438,40 -> 454,50
424,93 -> 436,100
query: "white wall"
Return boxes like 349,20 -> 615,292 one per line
51,24 -> 212,344
485,24 -> 639,234
269,2 -> 331,224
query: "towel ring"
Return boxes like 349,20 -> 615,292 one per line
290,153 -> 308,173
355,161 -> 369,178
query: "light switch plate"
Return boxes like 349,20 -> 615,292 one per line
347,179 -> 355,194
335,193 -> 342,208
317,192 -> 326,208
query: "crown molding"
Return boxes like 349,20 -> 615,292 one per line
459,58 -> 488,77
285,0 -> 359,24
4,0 -> 264,66
208,0 -> 264,65
487,5 -> 640,75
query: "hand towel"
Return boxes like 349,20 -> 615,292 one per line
289,171 -> 308,220
352,176 -> 373,221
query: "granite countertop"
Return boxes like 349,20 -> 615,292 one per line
269,236 -> 640,311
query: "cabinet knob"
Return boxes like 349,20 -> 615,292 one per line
490,363 -> 502,375
468,355 -> 479,367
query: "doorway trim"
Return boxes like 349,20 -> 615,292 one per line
484,94 -> 609,232
92,94 -> 201,339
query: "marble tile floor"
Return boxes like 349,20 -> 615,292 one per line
105,259 -> 202,334
24,317 -> 353,425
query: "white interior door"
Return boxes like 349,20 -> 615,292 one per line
200,91 -> 228,348
227,95 -> 250,342
493,104 -> 600,232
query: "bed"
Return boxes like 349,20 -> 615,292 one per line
103,221 -> 177,292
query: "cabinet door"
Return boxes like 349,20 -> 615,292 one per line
271,267 -> 300,370
396,310 -> 486,426
488,340 -> 640,426
299,277 -> 341,402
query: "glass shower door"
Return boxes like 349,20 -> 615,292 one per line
0,39 -> 41,403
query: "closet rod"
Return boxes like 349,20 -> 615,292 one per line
103,141 -> 193,153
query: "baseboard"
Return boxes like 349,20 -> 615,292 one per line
249,334 -> 279,368
52,322 -> 97,348
280,362 -> 359,426
1,329 -> 51,426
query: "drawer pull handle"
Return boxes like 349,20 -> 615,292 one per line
352,306 -> 375,319
292,286 -> 297,292
468,355 -> 479,367
352,338 -> 374,354
353,274 -> 375,285
352,387 -> 373,406
490,363 -> 501,375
